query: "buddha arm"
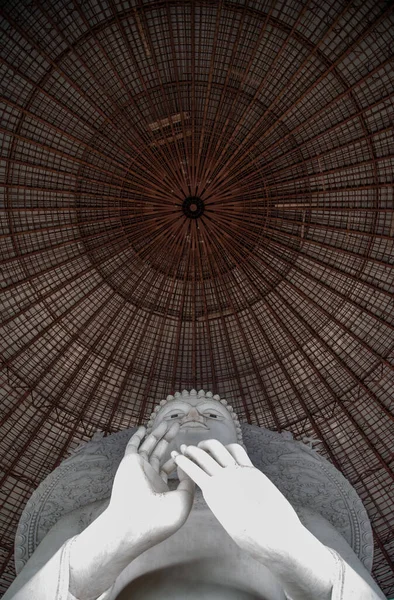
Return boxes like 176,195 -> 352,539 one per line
248,523 -> 336,600
173,442 -> 386,600
298,508 -> 386,600
69,422 -> 194,600
1,501 -> 109,600
4,423 -> 194,600
2,503 -> 161,600
259,526 -> 386,600
68,507 -> 152,600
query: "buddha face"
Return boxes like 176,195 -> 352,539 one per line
149,393 -> 239,462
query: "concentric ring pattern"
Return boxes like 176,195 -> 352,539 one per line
1,0 -> 393,594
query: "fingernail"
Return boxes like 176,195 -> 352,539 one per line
180,444 -> 187,453
171,450 -> 179,458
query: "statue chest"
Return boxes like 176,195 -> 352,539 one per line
109,506 -> 287,600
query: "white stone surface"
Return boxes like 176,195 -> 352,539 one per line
7,390 -> 383,600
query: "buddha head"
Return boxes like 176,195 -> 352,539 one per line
146,389 -> 243,462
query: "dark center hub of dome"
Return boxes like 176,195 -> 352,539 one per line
182,196 -> 205,219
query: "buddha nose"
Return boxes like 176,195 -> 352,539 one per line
180,407 -> 204,424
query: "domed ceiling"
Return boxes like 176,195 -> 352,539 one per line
0,0 -> 393,593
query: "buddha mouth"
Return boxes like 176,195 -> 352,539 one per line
180,422 -> 209,430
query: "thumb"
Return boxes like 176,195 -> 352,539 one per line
175,469 -> 195,519
177,467 -> 196,496
160,483 -> 194,529
177,466 -> 195,496
170,469 -> 195,512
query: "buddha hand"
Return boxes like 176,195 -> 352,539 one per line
69,422 -> 195,599
172,440 -> 336,600
106,421 -> 195,553
171,439 -> 306,560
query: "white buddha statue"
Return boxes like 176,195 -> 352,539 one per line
4,390 -> 386,600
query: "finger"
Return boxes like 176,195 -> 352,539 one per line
197,439 -> 238,468
124,426 -> 146,456
177,465 -> 188,481
149,422 -> 180,471
163,420 -> 181,444
159,457 -> 176,484
160,457 -> 177,477
171,451 -> 210,489
159,459 -> 195,485
176,475 -> 195,497
150,438 -> 169,472
180,444 -> 222,476
161,478 -> 195,522
139,421 -> 168,459
225,443 -> 254,467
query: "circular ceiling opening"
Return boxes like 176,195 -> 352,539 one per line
182,196 -> 205,219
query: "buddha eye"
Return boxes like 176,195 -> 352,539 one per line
165,410 -> 184,420
203,409 -> 223,420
